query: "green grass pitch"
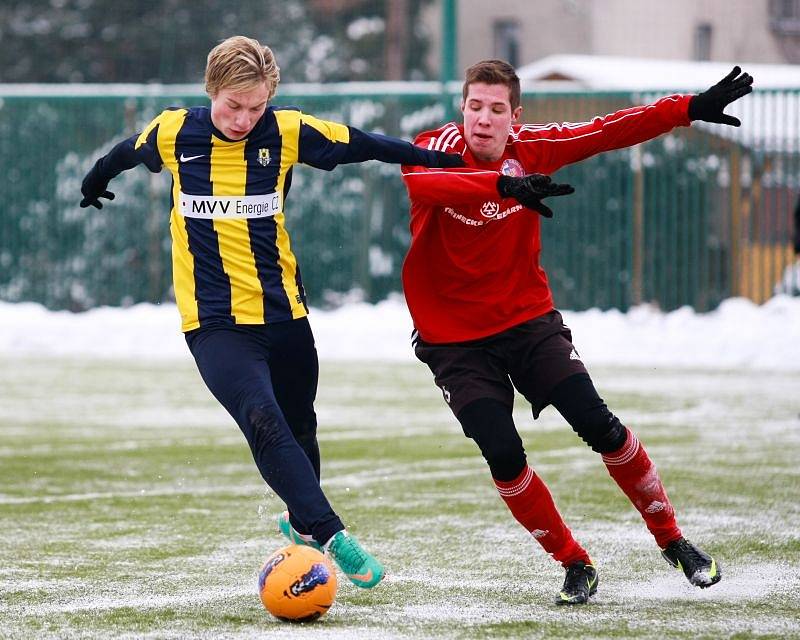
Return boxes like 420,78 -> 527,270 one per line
1,357 -> 798,639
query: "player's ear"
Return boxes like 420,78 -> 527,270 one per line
511,106 -> 523,123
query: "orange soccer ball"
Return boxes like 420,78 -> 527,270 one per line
258,544 -> 338,622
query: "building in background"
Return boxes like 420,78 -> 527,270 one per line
425,0 -> 800,75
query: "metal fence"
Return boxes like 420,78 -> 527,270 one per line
1,84 -> 798,313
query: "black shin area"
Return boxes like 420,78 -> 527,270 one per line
547,373 -> 627,454
456,398 -> 526,482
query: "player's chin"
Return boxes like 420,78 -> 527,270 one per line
470,135 -> 498,152
470,137 -> 500,161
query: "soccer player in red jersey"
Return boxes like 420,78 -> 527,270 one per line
401,60 -> 752,604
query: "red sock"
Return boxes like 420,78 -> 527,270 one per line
494,465 -> 591,567
602,428 -> 682,547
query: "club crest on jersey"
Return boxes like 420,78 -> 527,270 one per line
258,148 -> 270,166
500,158 -> 524,177
480,201 -> 501,218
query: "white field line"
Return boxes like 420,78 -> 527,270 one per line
0,484 -> 258,505
0,436 -> 243,458
6,560 -> 794,637
4,583 -> 255,616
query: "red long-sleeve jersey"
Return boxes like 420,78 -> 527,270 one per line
400,94 -> 692,344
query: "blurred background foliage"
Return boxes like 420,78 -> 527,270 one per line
0,0 -> 431,83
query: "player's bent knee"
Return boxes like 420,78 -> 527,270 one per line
291,417 -> 318,440
457,398 -> 527,481
293,421 -> 319,448
568,404 -> 627,454
548,373 -> 627,454
583,415 -> 626,453
247,405 -> 289,450
484,449 -> 527,482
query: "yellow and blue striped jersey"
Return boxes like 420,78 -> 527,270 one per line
93,105 -> 455,331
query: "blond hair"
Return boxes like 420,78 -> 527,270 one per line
205,36 -> 280,99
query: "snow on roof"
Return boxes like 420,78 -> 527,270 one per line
517,54 -> 800,91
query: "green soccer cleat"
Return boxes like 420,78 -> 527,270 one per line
555,560 -> 598,605
276,511 -> 322,552
661,537 -> 721,588
326,530 -> 385,589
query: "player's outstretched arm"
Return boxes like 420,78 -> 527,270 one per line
79,131 -> 161,209
497,173 -> 575,218
342,128 -> 465,168
688,66 -> 754,127
80,136 -> 140,209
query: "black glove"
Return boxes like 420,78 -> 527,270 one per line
80,164 -> 115,209
430,150 -> 466,168
688,66 -> 753,127
497,173 -> 574,218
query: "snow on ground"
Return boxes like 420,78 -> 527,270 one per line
0,295 -> 799,372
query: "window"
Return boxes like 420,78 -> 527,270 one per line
694,23 -> 713,61
770,0 -> 800,34
493,19 -> 520,67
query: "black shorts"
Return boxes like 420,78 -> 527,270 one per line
413,310 -> 588,419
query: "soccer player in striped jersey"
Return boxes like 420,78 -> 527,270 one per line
79,35 -> 463,589
401,60 -> 752,604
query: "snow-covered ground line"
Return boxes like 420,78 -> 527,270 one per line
1,294 -> 798,372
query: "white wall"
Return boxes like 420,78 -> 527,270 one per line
425,0 -> 797,75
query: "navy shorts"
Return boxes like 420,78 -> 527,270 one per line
413,310 -> 588,419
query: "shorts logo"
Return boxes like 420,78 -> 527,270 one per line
440,385 -> 451,404
258,148 -> 270,166
480,201 -> 500,218
500,158 -> 525,177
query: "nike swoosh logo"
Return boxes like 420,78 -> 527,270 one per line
179,154 -> 205,162
350,569 -> 373,582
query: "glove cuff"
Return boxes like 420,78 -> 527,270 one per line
497,175 -> 514,198
687,94 -> 702,122
434,150 -> 465,168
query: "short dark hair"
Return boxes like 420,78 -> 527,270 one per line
462,59 -> 521,110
